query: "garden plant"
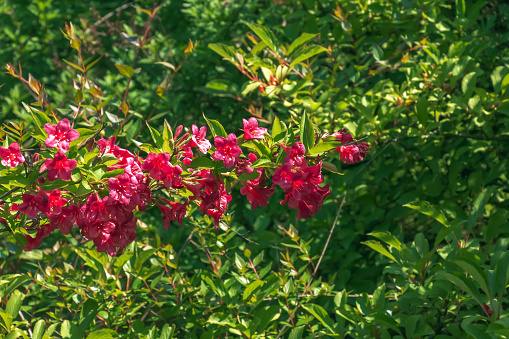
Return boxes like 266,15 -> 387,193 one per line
0,0 -> 508,338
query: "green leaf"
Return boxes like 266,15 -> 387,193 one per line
203,114 -> 227,138
467,187 -> 494,232
271,116 -> 282,139
146,122 -> 164,148
32,320 -> 46,339
456,0 -> 466,17
308,142 -> 341,155
368,231 -> 402,251
160,324 -> 174,339
299,112 -> 314,154
86,329 -> 116,339
495,251 -> 509,300
190,157 -> 215,169
301,304 -> 336,333
243,280 -> 264,300
246,24 -> 280,56
404,201 -> 449,227
289,45 -> 328,68
5,289 -> 23,318
85,56 -> 102,71
437,271 -> 484,304
101,168 -> 124,180
62,59 -> 84,72
462,72 -> 477,97
0,275 -> 31,298
288,326 -> 305,339
416,96 -> 429,126
208,43 -> 238,64
115,64 -> 134,78
371,44 -> 383,61
453,257 -> 490,298
361,240 -> 397,262
287,33 -> 317,56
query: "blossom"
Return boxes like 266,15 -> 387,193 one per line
39,189 -> 68,216
141,152 -> 172,180
44,151 -> 78,181
160,163 -> 183,188
235,153 -> 258,176
157,200 -> 188,229
0,142 -> 25,168
240,171 -> 274,209
108,173 -> 139,205
211,134 -> 242,168
332,128 -> 353,144
338,143 -> 370,164
44,118 -> 80,152
24,229 -> 44,251
48,204 -> 79,235
189,125 -> 211,154
242,118 -> 267,140
18,193 -> 45,218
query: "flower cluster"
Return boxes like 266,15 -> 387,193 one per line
2,115 -> 369,256
273,142 -> 331,220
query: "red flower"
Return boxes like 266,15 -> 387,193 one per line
338,143 -> 370,164
157,200 -> 188,229
189,125 -> 211,154
242,118 -> 267,140
331,129 -> 353,144
235,153 -> 258,175
18,193 -> 45,219
44,151 -> 78,181
141,152 -> 172,180
108,173 -> 139,205
44,118 -> 80,152
161,163 -> 183,188
240,172 -> 275,209
24,229 -> 44,251
211,134 -> 242,168
48,203 -> 79,235
39,189 -> 68,216
0,142 -> 25,168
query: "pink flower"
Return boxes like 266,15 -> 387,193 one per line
44,118 -> 80,152
235,153 -> 258,176
211,134 -> 242,168
242,118 -> 267,140
240,171 -> 275,209
108,173 -> 139,205
141,152 -> 172,180
161,163 -> 183,188
39,189 -> 68,216
24,229 -> 44,251
157,200 -> 188,229
18,193 -> 45,219
44,151 -> 77,181
48,204 -> 79,235
332,129 -> 353,144
0,142 -> 25,168
338,143 -> 370,164
189,125 -> 211,154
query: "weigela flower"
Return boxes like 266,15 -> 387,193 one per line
141,152 -> 172,180
161,163 -> 183,188
178,147 -> 193,166
211,134 -> 242,168
157,200 -> 188,229
338,142 -> 370,164
44,118 -> 80,152
332,128 -> 353,144
282,141 -> 306,166
235,153 -> 258,176
242,118 -> 267,140
39,189 -> 68,217
18,192 -> 45,219
48,203 -> 79,235
108,173 -> 139,205
44,150 -> 77,181
240,170 -> 275,209
24,229 -> 44,251
189,125 -> 211,154
0,142 -> 25,168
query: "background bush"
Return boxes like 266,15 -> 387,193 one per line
0,0 -> 509,337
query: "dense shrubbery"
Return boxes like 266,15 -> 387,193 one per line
0,0 -> 508,338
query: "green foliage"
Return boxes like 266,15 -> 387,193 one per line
1,0 -> 509,337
